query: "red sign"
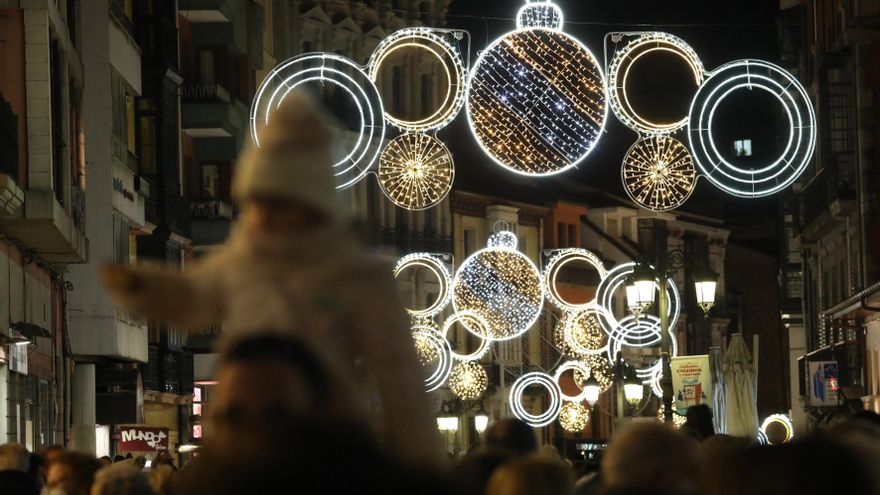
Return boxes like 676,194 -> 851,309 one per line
118,426 -> 169,452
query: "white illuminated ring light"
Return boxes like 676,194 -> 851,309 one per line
760,414 -> 794,445
378,133 -> 454,211
367,28 -> 467,133
442,311 -> 493,362
562,308 -> 610,356
412,327 -> 453,392
607,32 -> 705,135
250,53 -> 385,190
687,59 -> 817,198
608,319 -> 679,398
621,135 -> 697,212
509,372 -> 562,427
553,360 -> 593,402
466,1 -> 608,177
543,248 -> 607,311
393,253 -> 452,318
452,241 -> 545,341
595,262 -> 681,340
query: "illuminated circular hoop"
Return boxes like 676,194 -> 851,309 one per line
509,372 -> 562,427
452,244 -> 544,341
607,32 -> 705,135
595,262 -> 681,339
760,414 -> 794,445
622,136 -> 697,212
250,53 -> 385,190
466,26 -> 608,176
687,59 -> 817,198
378,133 -> 454,210
554,360 -> 593,402
393,253 -> 452,318
543,248 -> 607,311
442,311 -> 493,362
412,327 -> 453,392
367,28 -> 466,133
562,308 -> 610,356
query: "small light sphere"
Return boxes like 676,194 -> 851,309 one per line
379,133 -> 454,211
449,362 -> 489,400
622,136 -> 697,212
559,402 -> 590,432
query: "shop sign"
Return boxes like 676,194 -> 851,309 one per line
118,426 -> 169,452
671,355 -> 711,415
807,361 -> 839,407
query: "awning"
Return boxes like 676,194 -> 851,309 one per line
825,281 -> 880,320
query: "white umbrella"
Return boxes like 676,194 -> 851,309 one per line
723,334 -> 759,438
710,347 -> 727,434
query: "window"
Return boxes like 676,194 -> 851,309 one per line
198,50 -> 215,84
138,99 -> 157,175
568,224 -> 577,248
201,164 -> 219,199
733,139 -> 752,157
557,223 -> 567,247
463,228 -> 476,257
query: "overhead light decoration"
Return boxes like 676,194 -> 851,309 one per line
760,414 -> 794,445
574,355 -> 614,393
466,0 -> 607,176
559,402 -> 590,432
452,232 -> 544,341
442,311 -> 493,362
412,324 -> 441,366
687,59 -> 816,198
411,327 -> 453,392
543,248 -> 607,311
378,133 -> 454,210
596,262 -> 681,345
554,360 -> 594,402
449,361 -> 489,400
367,28 -> 467,133
560,309 -> 608,357
621,136 -> 697,212
509,372 -> 562,427
249,53 -> 385,190
607,32 -> 705,135
393,253 -> 453,318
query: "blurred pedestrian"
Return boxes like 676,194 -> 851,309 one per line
600,423 -> 699,495
682,405 -> 715,441
486,456 -> 573,495
102,88 -> 440,470
0,443 -> 39,495
148,464 -> 175,495
46,451 -> 101,495
91,463 -> 153,495
483,419 -> 538,457
97,456 -> 112,468
453,449 -> 514,495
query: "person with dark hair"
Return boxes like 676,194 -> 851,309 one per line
483,419 -> 538,457
682,405 -> 715,441
111,455 -> 124,464
97,456 -> 112,467
0,443 -> 39,495
453,449 -> 515,495
601,423 -> 700,495
486,456 -> 574,495
46,451 -> 101,495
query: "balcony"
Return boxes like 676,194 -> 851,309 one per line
141,345 -> 195,399
180,0 -> 236,23
143,177 -> 192,238
191,199 -> 233,247
800,166 -> 857,241
182,83 -> 248,160
68,305 -> 148,362
0,189 -> 88,263
384,230 -> 453,254
844,0 -> 880,26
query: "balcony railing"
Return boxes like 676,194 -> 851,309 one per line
385,230 -> 453,254
801,166 -> 857,230
181,83 -> 231,103
191,199 -> 233,220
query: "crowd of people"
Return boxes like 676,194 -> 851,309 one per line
2,91 -> 878,494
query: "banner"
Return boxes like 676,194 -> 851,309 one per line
118,426 -> 169,452
807,361 -> 839,407
671,355 -> 712,415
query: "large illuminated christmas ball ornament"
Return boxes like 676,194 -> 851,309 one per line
449,361 -> 489,400
466,0 -> 607,176
453,232 -> 544,340
559,402 -> 590,432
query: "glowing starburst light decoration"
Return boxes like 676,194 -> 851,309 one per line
466,0 -> 607,176
573,355 -> 614,393
411,327 -> 453,392
250,53 -> 385,190
509,372 -> 562,427
560,309 -> 608,357
449,362 -> 489,400
442,311 -> 492,362
379,133 -> 454,210
607,32 -> 705,135
367,28 -> 467,133
760,414 -> 794,445
687,59 -> 817,198
452,234 -> 544,341
622,136 -> 697,212
393,253 -> 452,318
559,402 -> 590,432
543,248 -> 607,311
412,324 -> 441,365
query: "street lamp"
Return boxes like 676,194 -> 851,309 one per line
627,264 -> 657,311
623,374 -> 644,406
474,403 -> 490,435
583,375 -> 601,406
693,266 -> 718,316
437,401 -> 459,432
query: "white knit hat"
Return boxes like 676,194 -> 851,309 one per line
233,89 -> 341,221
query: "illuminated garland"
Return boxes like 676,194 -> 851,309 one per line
367,28 -> 467,133
621,136 -> 697,212
543,248 -> 607,311
607,32 -> 705,135
687,59 -> 816,198
559,402 -> 590,432
378,133 -> 454,210
250,53 -> 384,190
393,253 -> 453,318
452,234 -> 544,341
466,1 -> 607,176
509,372 -> 562,427
449,361 -> 489,400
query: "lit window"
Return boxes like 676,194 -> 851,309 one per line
733,139 -> 752,157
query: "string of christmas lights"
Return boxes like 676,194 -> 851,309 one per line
559,402 -> 590,432
378,133 -> 455,210
449,361 -> 489,400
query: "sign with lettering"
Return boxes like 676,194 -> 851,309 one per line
671,355 -> 712,415
118,426 -> 169,452
807,361 -> 839,407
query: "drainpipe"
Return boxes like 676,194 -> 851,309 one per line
61,280 -> 73,448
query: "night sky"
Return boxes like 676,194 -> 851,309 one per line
437,0 -> 786,238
